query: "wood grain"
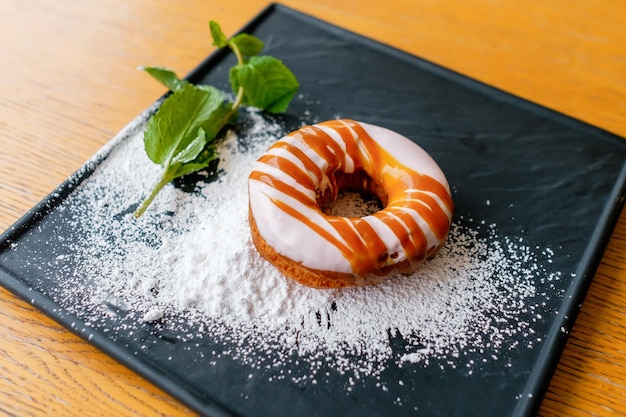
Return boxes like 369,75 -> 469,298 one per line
0,0 -> 624,415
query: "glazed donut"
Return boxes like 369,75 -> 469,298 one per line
248,119 -> 453,288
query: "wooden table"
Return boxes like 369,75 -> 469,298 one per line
1,1 -> 624,415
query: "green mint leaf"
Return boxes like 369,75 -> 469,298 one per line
230,55 -> 299,113
140,66 -> 188,92
195,85 -> 233,134
170,143 -> 219,178
143,83 -> 224,166
209,20 -> 228,48
229,33 -> 264,58
170,127 -> 207,165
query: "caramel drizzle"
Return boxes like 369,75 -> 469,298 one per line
251,119 -> 453,276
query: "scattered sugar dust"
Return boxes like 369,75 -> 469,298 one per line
47,109 -> 560,390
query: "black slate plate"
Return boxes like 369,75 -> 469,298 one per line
1,4 -> 625,417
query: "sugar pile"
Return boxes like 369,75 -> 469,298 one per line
51,109 -> 558,384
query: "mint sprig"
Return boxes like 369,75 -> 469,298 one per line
134,20 -> 299,218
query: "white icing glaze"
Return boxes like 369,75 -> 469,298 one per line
248,119 -> 453,280
360,122 -> 450,193
249,179 -> 352,272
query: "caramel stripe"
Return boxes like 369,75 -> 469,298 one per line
326,217 -> 389,274
250,171 -> 316,208
381,209 -> 428,260
321,120 -> 359,163
311,125 -> 348,163
257,154 -> 316,193
294,126 -> 350,200
273,141 -> 323,184
326,218 -> 368,260
293,127 -> 344,171
317,122 -> 359,170
409,176 -> 454,212
348,119 -> 451,202
392,194 -> 450,240
351,218 -> 392,270
270,198 -> 353,259
374,212 -> 423,260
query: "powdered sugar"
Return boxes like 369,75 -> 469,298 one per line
37,109 -> 559,388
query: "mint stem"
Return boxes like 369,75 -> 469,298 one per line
225,86 -> 244,122
134,174 -> 172,218
224,40 -> 246,122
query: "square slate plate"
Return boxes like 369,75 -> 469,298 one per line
1,4 -> 625,417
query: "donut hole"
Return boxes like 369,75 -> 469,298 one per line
320,170 -> 386,217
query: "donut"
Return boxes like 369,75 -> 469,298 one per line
248,119 -> 453,288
